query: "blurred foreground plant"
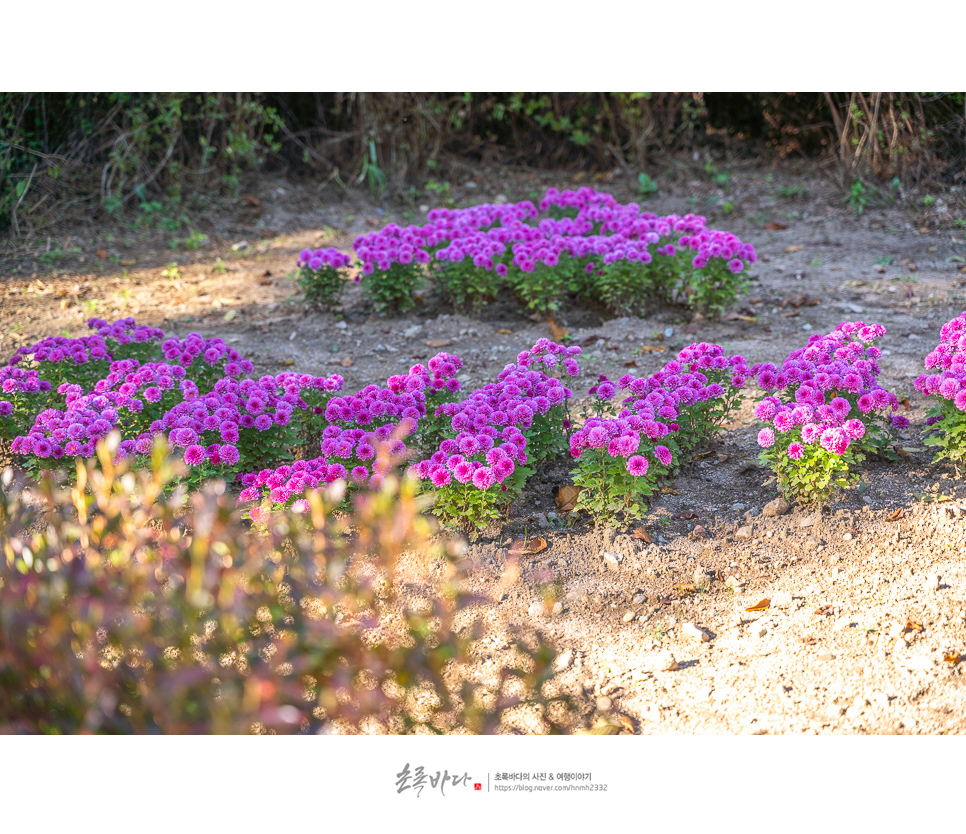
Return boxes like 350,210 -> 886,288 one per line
0,434 -> 573,734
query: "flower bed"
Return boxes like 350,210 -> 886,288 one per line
295,187 -> 757,318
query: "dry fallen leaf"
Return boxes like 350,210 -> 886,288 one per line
904,620 -> 923,633
692,525 -> 708,539
814,605 -> 835,616
242,194 -> 261,209
553,484 -> 581,513
340,356 -> 353,368
631,526 -> 653,544
781,310 -> 800,318
763,221 -> 788,231
944,652 -> 961,666
578,334 -> 604,347
496,329 -> 513,335
746,598 -> 771,612
694,450 -> 715,460
785,244 -> 804,253
639,345 -> 667,353
661,487 -> 680,496
899,397 -> 912,411
887,508 -> 904,522
674,584 -> 696,598
622,360 -> 638,368
677,511 -> 699,520
580,716 -> 624,735
547,316 -> 569,343
96,249 -> 108,260
425,339 -> 452,348
508,537 -> 547,556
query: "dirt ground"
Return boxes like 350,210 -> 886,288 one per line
3,157 -> 966,734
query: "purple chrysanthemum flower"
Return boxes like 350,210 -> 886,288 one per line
626,455 -> 649,476
787,442 -> 805,460
757,428 -> 776,449
184,444 -> 206,466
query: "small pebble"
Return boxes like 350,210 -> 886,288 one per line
622,611 -> 636,624
843,532 -> 853,541
924,573 -> 941,592
596,696 -> 613,711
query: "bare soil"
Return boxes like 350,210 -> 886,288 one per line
3,158 -> 966,734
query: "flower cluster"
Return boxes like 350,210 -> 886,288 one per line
570,343 -> 749,522
917,310 -> 966,463
299,188 -> 756,317
296,247 -> 358,310
753,322 -> 901,503
412,340 -> 579,530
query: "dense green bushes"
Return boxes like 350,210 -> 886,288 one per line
2,92 -> 963,237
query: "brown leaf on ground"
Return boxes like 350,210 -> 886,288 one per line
814,605 -> 835,616
677,511 -> 699,520
496,329 -> 513,335
622,360 -> 638,368
899,397 -> 912,411
340,356 -> 353,367
508,537 -> 547,556
242,194 -> 261,208
722,312 -> 757,323
781,310 -> 800,318
674,584 -> 696,598
661,487 -> 680,495
547,316 -> 569,342
763,221 -> 788,231
746,598 -> 771,612
631,526 -> 653,543
578,334 -> 604,347
694,450 -> 715,460
887,508 -> 904,522
96,249 -> 108,260
785,244 -> 804,253
553,484 -> 581,513
693,525 -> 708,539
904,620 -> 923,633
944,652 -> 961,666
425,339 -> 452,348
639,345 -> 667,353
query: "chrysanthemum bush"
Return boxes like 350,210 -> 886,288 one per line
295,247 -> 358,311
335,187 -> 756,318
410,339 -> 579,532
568,343 -> 751,523
917,310 -> 966,465
753,322 -> 905,504
0,440 -> 573,734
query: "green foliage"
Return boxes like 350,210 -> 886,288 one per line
296,264 -> 350,311
364,263 -> 424,314
922,402 -> 966,465
432,260 -> 504,312
848,178 -> 868,215
636,173 -> 658,199
0,441 -> 574,734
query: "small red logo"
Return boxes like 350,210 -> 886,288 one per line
474,783 -> 482,791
